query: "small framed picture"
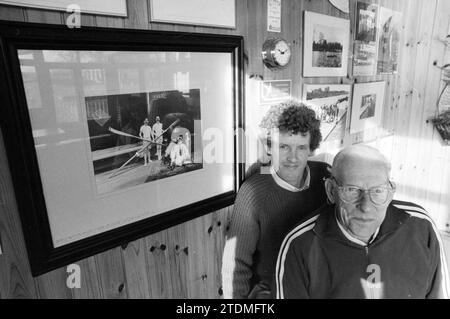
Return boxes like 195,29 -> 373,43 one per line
303,11 -> 350,77
350,81 -> 386,134
355,2 -> 378,42
259,80 -> 292,105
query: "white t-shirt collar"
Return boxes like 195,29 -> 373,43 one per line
270,164 -> 310,192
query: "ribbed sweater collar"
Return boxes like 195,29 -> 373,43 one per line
269,164 -> 310,192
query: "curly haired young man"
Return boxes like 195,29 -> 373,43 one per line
221,101 -> 330,299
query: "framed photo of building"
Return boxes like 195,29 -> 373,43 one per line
149,0 -> 236,29
0,21 -> 244,275
350,82 -> 386,134
303,11 -> 350,77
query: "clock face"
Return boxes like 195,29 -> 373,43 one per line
274,40 -> 291,67
262,38 -> 291,69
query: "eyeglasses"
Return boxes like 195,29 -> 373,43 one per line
330,177 -> 396,206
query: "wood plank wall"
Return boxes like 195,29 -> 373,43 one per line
0,0 -> 449,299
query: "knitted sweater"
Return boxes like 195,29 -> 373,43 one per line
221,161 -> 330,299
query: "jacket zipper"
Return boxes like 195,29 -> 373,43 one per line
365,245 -> 375,299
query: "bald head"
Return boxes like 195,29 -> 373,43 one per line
332,145 -> 391,182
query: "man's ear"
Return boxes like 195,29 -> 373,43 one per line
266,136 -> 272,156
324,178 -> 335,204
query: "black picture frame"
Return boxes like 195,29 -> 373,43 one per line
0,21 -> 245,276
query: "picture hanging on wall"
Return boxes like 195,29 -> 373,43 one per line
377,7 -> 403,74
353,2 -> 378,76
0,21 -> 244,275
150,0 -> 236,29
303,11 -> 350,77
350,81 -> 386,134
303,84 -> 351,142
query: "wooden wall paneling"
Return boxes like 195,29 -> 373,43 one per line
285,0 -> 303,99
389,0 -> 422,189
72,256 -> 103,298
0,7 -> 38,298
415,0 -> 450,223
125,0 -> 149,30
235,0 -> 249,38
24,8 -> 62,24
204,211 -> 223,299
145,229 -> 174,298
121,239 -> 151,299
0,5 -> 25,21
34,267 -> 73,298
95,247 -> 128,299
95,15 -> 125,29
212,207 -> 232,298
185,215 -> 211,298
166,221 -> 189,298
400,0 -> 438,205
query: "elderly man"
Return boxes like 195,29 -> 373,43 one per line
221,102 -> 330,299
275,145 -> 449,299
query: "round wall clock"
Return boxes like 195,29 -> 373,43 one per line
261,37 -> 292,69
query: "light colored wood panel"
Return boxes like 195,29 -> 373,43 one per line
399,0 -> 438,205
34,268 -> 73,299
389,0 -> 422,184
145,230 -> 174,298
185,215 -> 210,298
122,239 -> 151,299
166,222 -> 189,298
72,256 -> 103,299
95,247 -> 128,299
414,0 -> 450,224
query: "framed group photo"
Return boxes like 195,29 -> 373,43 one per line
0,21 -> 244,275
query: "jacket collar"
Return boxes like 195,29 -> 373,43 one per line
313,203 -> 410,247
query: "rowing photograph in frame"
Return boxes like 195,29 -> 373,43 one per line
303,11 -> 350,77
86,89 -> 203,195
303,84 -> 351,142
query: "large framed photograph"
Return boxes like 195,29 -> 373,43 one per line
350,82 -> 386,134
0,21 -> 244,275
149,0 -> 236,29
303,11 -> 350,77
0,0 -> 127,16
303,84 -> 351,142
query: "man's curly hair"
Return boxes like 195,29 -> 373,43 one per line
259,101 -> 322,151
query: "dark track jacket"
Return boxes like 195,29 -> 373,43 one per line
275,200 -> 449,299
